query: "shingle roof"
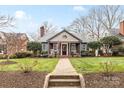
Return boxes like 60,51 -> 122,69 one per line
116,34 -> 124,42
26,34 -> 34,41
108,28 -> 124,41
38,30 -> 89,43
0,31 -> 29,43
109,29 -> 120,36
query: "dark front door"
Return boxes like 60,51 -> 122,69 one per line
62,44 -> 67,55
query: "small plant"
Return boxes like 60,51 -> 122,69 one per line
100,61 -> 115,76
18,60 -> 38,73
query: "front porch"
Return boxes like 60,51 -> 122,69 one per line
48,42 -> 81,57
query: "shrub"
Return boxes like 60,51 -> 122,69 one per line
27,42 -> 42,55
118,46 -> 124,52
81,50 -> 95,57
15,52 -> 32,58
112,47 -> 119,56
40,51 -> 48,57
100,61 -> 115,76
9,54 -> 17,59
98,50 -> 103,56
81,50 -> 89,57
0,54 -> 7,59
88,41 -> 102,50
100,36 -> 121,47
18,60 -> 38,73
49,55 -> 54,58
0,54 -> 3,59
41,51 -> 48,54
112,46 -> 124,56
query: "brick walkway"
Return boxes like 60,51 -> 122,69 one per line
51,58 -> 78,75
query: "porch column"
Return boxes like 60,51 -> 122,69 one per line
57,42 -> 60,56
79,43 -> 82,56
59,42 -> 61,55
68,43 -> 70,56
48,42 -> 50,56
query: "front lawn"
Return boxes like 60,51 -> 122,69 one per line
0,58 -> 58,72
70,57 -> 124,74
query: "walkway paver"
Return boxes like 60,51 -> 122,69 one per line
51,58 -> 78,75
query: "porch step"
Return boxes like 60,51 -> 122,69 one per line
50,75 -> 79,79
49,79 -> 80,82
49,86 -> 81,88
47,75 -> 82,88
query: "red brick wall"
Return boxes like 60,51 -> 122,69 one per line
120,21 -> 124,35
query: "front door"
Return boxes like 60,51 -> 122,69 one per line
62,44 -> 67,56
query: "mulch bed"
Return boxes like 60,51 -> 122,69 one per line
83,72 -> 124,88
0,71 -> 48,88
0,61 -> 17,65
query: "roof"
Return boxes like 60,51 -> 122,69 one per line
109,29 -> 120,36
48,30 -> 82,41
26,34 -> 34,41
0,31 -> 29,44
116,34 -> 124,42
38,30 -> 89,43
108,28 -> 124,41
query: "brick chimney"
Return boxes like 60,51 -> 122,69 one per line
40,26 -> 45,37
120,21 -> 124,36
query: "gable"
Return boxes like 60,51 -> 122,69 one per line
48,31 -> 81,42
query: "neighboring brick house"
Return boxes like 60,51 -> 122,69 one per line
0,32 -> 29,55
105,21 -> 124,45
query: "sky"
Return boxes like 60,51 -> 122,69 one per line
0,5 -> 94,35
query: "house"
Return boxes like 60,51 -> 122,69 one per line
105,21 -> 124,44
38,26 -> 89,57
0,32 -> 29,55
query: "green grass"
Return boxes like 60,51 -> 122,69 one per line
70,57 -> 124,74
0,58 -> 58,72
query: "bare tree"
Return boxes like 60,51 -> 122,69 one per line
97,5 -> 124,32
84,8 -> 104,40
0,15 -> 14,30
68,8 -> 104,40
4,33 -> 17,61
5,33 -> 28,61
67,17 -> 86,33
42,21 -> 58,32
0,14 -> 15,61
68,5 -> 124,40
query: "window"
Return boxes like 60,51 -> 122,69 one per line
53,43 -> 57,50
71,44 -> 76,50
42,44 -> 46,50
82,44 -> 87,51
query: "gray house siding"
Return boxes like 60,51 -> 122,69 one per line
80,43 -> 87,51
